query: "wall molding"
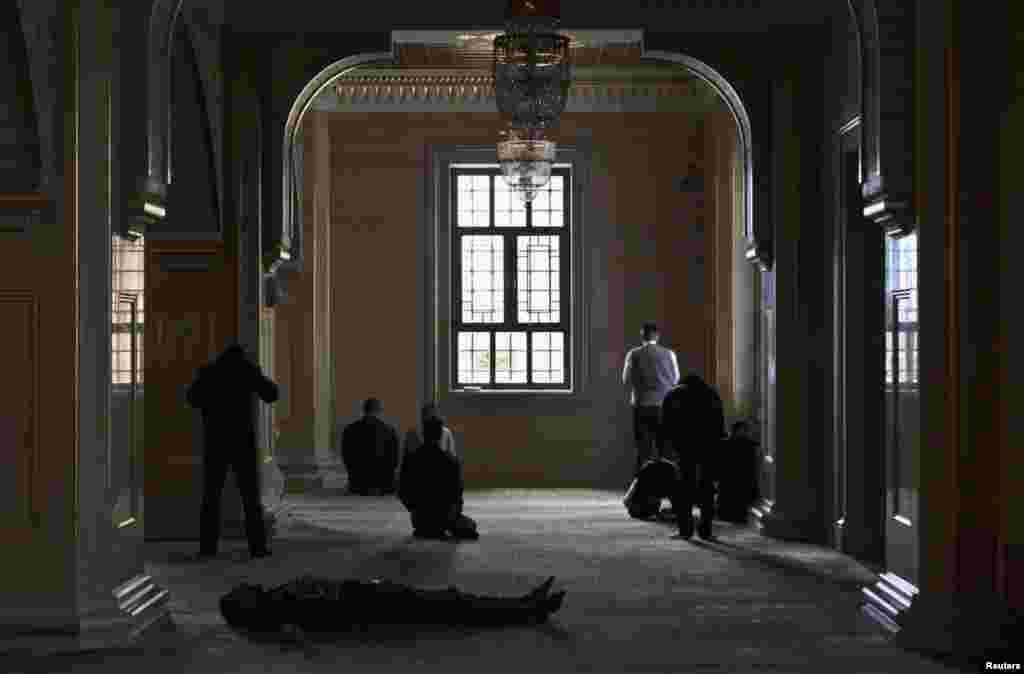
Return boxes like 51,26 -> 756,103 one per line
0,289 -> 39,529
0,193 -> 53,235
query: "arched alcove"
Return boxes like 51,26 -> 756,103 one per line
279,34 -> 760,485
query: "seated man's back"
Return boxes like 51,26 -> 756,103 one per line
341,398 -> 400,494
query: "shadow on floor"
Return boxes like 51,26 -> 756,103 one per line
690,536 -> 876,591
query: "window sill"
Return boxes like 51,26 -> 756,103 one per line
450,388 -> 575,395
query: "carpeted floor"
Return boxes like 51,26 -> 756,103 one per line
2,489 -> 969,673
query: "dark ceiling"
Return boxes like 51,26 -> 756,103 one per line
224,1 -> 839,34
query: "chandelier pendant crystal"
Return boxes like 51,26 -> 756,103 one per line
493,1 -> 572,202
497,127 -> 555,203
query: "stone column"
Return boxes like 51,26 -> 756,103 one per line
0,0 -> 169,651
759,70 -> 823,543
311,111 -> 342,487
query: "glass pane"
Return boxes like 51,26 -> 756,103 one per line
457,331 -> 491,384
456,173 -> 490,228
495,177 -> 527,228
495,331 -> 527,384
495,183 -> 509,210
531,331 -> 565,386
528,176 -> 565,228
533,189 -> 550,211
535,351 -> 549,370
460,236 -> 504,323
516,235 -> 562,324
511,351 -> 526,371
473,189 -> 488,211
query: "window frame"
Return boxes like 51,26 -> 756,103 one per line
450,165 -> 572,391
111,235 -> 145,389
427,145 -> 592,405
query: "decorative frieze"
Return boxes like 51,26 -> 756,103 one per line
333,75 -> 696,104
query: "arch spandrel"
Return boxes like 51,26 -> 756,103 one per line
278,38 -> 761,273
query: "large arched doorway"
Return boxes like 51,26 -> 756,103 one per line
274,31 -> 763,488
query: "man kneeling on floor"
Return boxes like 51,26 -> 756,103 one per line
398,417 -> 478,541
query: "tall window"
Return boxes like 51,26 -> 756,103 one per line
885,232 -> 917,389
112,235 -> 144,385
451,165 -> 571,391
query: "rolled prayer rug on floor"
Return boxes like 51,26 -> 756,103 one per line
220,575 -> 566,633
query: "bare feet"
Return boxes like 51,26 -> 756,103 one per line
525,576 -> 556,600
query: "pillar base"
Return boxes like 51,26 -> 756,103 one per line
756,503 -> 821,543
279,461 -> 325,493
0,574 -> 171,656
863,577 -> 1023,664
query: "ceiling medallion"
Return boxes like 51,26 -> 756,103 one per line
493,0 -> 571,202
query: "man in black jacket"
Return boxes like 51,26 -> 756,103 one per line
661,375 -> 725,540
187,343 -> 279,560
399,417 -> 478,540
340,398 -> 401,495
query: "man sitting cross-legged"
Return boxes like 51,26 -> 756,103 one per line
398,417 -> 478,541
341,398 -> 401,495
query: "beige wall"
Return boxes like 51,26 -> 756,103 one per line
279,109 -> 740,486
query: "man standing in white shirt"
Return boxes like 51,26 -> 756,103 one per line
622,322 -> 681,473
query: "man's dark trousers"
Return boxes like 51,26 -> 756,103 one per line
632,405 -> 662,472
200,447 -> 267,556
670,440 -> 716,534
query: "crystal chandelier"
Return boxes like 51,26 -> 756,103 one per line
493,1 -> 572,202
497,127 -> 556,202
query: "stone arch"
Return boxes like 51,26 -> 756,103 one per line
146,0 -> 185,202
846,0 -> 879,197
280,49 -> 756,272
178,10 -> 225,231
13,0 -> 58,200
643,51 -> 758,269
280,52 -> 395,269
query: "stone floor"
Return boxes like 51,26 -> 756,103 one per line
2,489 -> 972,673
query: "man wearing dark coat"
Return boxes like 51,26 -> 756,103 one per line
187,342 -> 279,559
661,374 -> 725,540
398,417 -> 478,540
340,397 -> 401,495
